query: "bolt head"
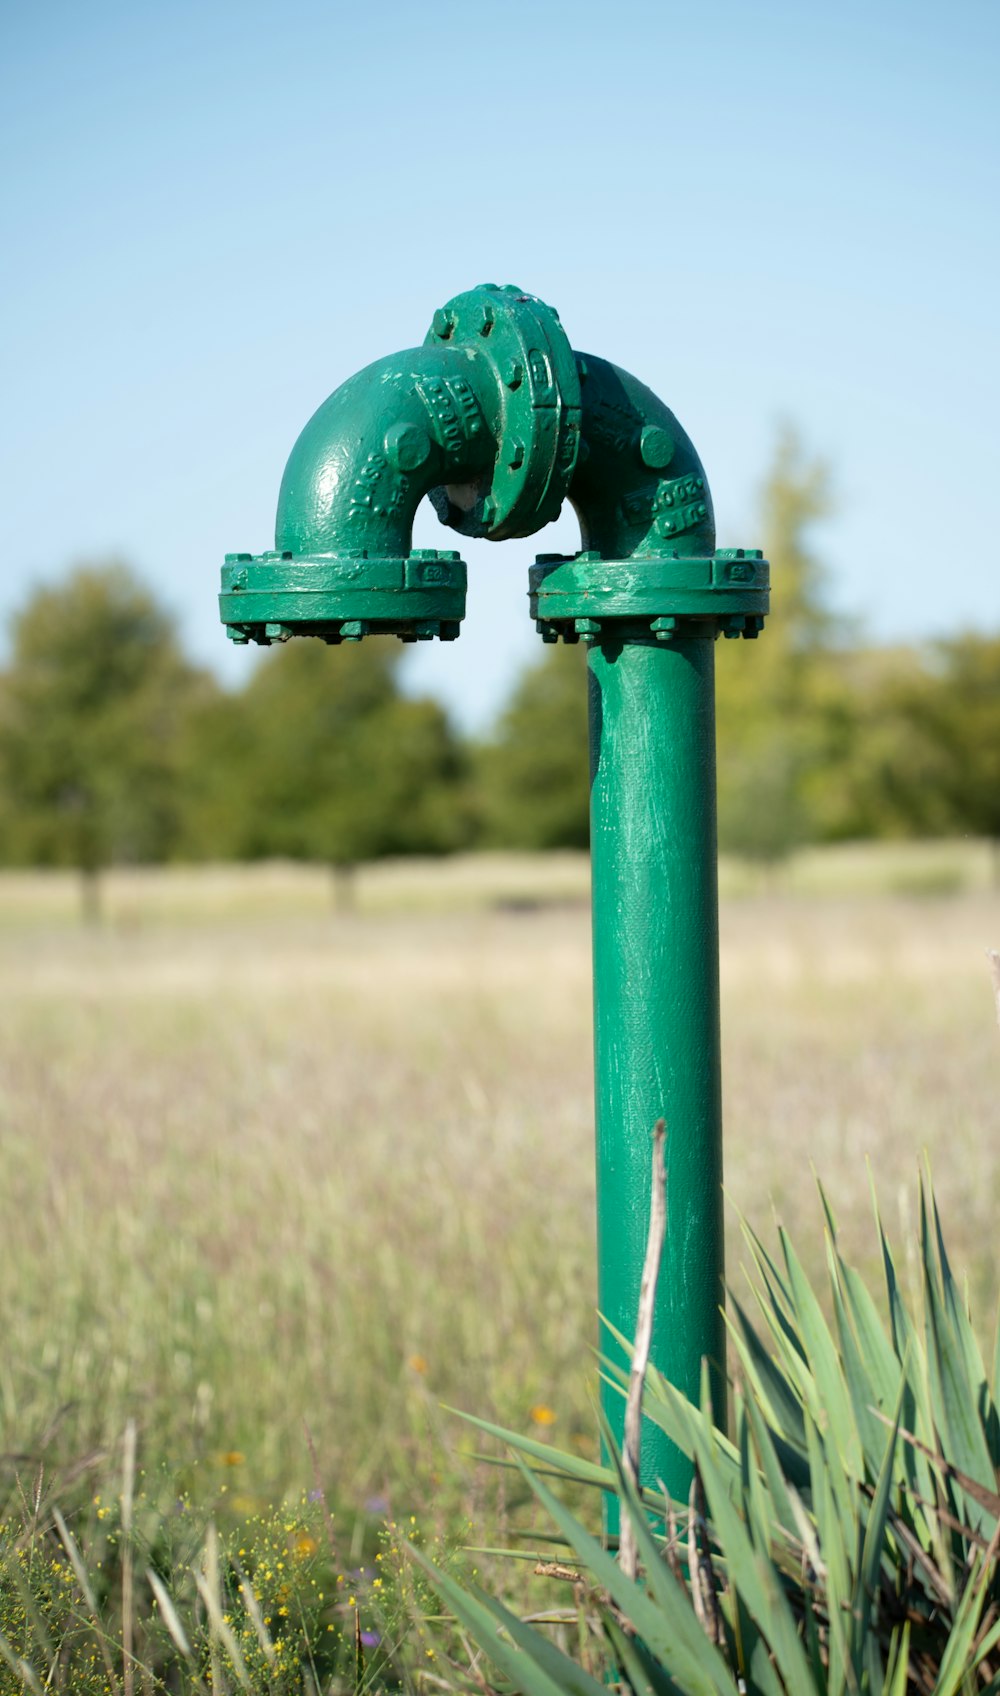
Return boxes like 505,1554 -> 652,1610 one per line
639,425 -> 675,471
481,495 -> 497,528
504,438 -> 525,469
432,308 -> 454,339
385,422 -> 432,473
504,360 -> 524,390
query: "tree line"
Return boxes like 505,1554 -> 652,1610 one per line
1,428 -> 997,914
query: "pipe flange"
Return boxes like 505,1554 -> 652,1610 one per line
529,548 -> 769,643
424,284 -> 582,542
219,549 -> 466,645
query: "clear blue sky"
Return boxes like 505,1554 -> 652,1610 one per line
2,0 -> 997,728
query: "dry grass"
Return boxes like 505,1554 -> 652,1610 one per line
0,851 -> 997,1539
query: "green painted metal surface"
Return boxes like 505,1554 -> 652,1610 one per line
530,549 -> 767,639
220,284 -> 769,1527
220,285 -> 579,645
220,550 -> 465,646
525,338 -> 769,1520
424,285 -> 581,541
589,634 -> 725,1510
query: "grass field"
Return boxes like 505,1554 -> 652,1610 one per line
0,846 -> 997,1680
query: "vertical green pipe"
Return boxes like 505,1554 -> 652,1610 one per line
588,629 -> 725,1517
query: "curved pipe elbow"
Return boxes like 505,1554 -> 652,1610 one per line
221,286 -> 762,654
275,344 -> 501,560
569,354 -> 715,561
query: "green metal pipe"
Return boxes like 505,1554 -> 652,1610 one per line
588,631 -> 725,1512
569,352 -> 715,562
219,285 -> 583,647
222,286 -> 768,1530
531,338 -> 767,1523
275,345 -> 501,563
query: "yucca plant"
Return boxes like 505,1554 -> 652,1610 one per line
416,1177 -> 1000,1694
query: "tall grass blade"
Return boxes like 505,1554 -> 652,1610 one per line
447,1408 -> 614,1490
53,1504 -> 121,1692
780,1227 -> 858,1476
515,1455 -> 740,1696
0,1630 -> 44,1696
930,1555 -> 1000,1695
599,1607 -> 685,1696
145,1567 -> 194,1661
688,1419 -> 816,1694
233,1555 -> 277,1670
922,1217 -> 998,1539
727,1300 -> 807,1457
882,1623 -> 911,1696
198,1523 -> 250,1695
409,1545 -> 605,1696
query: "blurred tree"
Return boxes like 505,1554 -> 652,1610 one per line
716,725 -> 815,875
0,562 -> 206,920
882,634 -> 1000,878
204,638 -> 471,905
795,646 -> 941,843
475,641 -> 590,849
172,683 -> 250,862
716,425 -> 842,869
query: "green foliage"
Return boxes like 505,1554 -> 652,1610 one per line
0,1460 -> 459,1693
475,642 -> 590,849
716,427 -> 841,865
1,530 -> 997,883
792,635 -> 1000,857
423,1180 -> 1000,1694
882,635 -> 1000,850
197,639 -> 471,870
0,562 -> 208,904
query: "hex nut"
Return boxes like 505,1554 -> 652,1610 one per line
639,425 -> 675,471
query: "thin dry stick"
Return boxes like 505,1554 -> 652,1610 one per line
988,951 -> 1000,1034
121,1418 -> 136,1696
664,1500 -> 684,1587
688,1470 -> 724,1647
619,1119 -> 667,1582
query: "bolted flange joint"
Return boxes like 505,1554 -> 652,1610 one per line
529,548 -> 769,646
220,283 -> 581,645
423,284 -> 581,543
220,549 -> 465,646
